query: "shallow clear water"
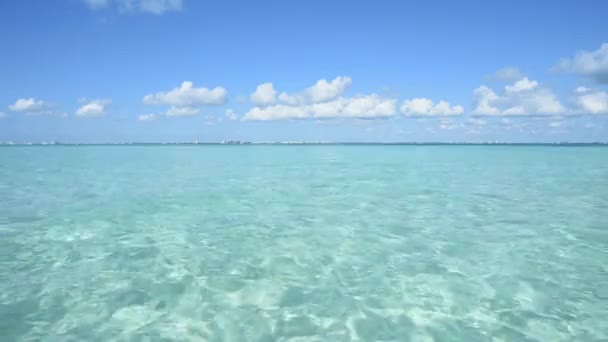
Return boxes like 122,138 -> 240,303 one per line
1,145 -> 607,341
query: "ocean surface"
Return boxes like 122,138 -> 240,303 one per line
1,145 -> 607,341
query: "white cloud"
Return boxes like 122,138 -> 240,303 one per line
76,99 -> 110,117
504,77 -> 538,94
166,106 -> 200,117
576,88 -> 608,114
278,76 -> 352,105
9,98 -> 48,114
243,76 -> 394,121
306,76 -> 352,103
0,112 -> 6,119
502,106 -> 526,115
243,95 -> 396,121
244,104 -> 309,121
558,43 -> 608,83
505,88 -> 565,115
143,81 -> 227,107
225,109 -> 238,120
576,86 -> 591,93
472,86 -> 500,115
312,95 -> 396,119
138,113 -> 157,121
472,77 -> 565,116
250,83 -> 276,106
400,98 -> 464,116
549,121 -> 564,128
83,0 -> 182,14
278,92 -> 300,105
140,108 -> 201,119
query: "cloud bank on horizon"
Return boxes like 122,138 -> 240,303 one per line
6,42 -> 608,122
1,0 -> 607,143
8,43 -> 608,121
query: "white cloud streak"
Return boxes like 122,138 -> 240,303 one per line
165,106 -> 200,117
143,81 -> 227,107
244,95 -> 396,121
83,0 -> 182,14
76,99 -> 110,117
9,98 -> 48,114
400,98 -> 464,116
138,113 -> 157,121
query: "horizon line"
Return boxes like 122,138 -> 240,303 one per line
2,141 -> 608,146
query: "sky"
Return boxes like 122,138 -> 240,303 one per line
1,0 -> 607,143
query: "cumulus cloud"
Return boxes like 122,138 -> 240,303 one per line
250,83 -> 276,106
312,95 -> 396,119
471,86 -> 500,115
277,76 -> 352,105
472,76 -> 565,116
83,0 -> 182,14
576,88 -> 608,114
9,98 -> 48,114
506,88 -> 564,115
306,76 -> 352,103
558,43 -> 608,83
243,76 -> 395,121
400,98 -> 464,116
143,81 -> 226,118
143,81 -> 227,107
138,113 -> 157,121
243,95 -> 396,121
277,93 -> 300,106
76,99 -> 110,117
504,77 -> 538,94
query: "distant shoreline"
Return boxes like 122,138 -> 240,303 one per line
2,142 -> 607,146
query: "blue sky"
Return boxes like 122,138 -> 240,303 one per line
1,0 -> 607,143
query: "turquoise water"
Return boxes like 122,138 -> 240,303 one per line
1,145 -> 607,341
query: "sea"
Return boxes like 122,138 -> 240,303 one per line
1,145 -> 607,341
